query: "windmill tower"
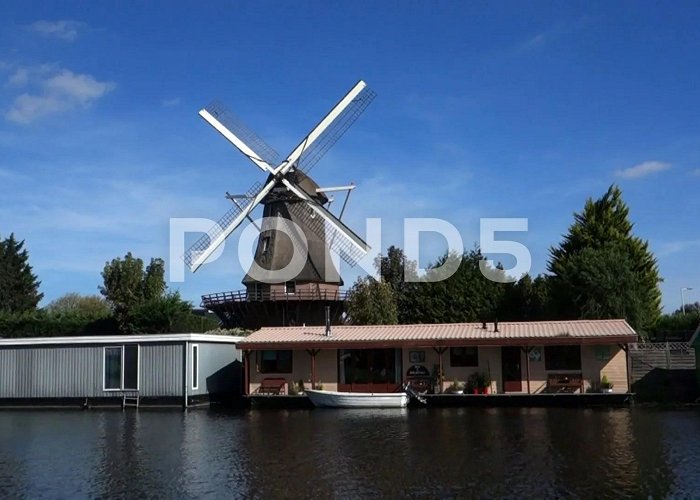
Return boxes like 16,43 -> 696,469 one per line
185,80 -> 375,329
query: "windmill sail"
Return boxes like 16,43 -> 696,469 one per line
201,101 -> 280,171
297,84 -> 376,173
184,181 -> 263,271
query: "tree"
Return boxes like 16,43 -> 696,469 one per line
346,276 -> 398,325
548,185 -> 662,332
0,233 -> 43,313
45,293 -> 111,318
553,243 -> 650,327
374,245 -> 418,323
408,248 -> 505,324
132,292 -> 193,333
100,253 -> 178,333
498,274 -> 552,321
672,302 -> 700,315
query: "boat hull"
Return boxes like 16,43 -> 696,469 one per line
305,389 -> 409,408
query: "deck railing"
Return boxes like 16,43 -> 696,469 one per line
202,289 -> 349,305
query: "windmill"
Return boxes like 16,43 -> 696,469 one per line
185,80 -> 375,328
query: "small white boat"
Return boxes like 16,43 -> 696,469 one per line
305,389 -> 409,408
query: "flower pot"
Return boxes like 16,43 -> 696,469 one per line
602,387 -> 613,394
472,388 -> 479,395
480,387 -> 489,395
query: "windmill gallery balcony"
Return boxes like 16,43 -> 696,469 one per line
201,288 -> 349,329
202,289 -> 349,305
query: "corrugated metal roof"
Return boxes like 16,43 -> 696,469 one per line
0,333 -> 243,347
238,319 -> 636,347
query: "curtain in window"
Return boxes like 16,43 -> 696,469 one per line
104,347 -> 122,389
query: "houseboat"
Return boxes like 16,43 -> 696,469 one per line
237,319 -> 636,400
0,333 -> 243,408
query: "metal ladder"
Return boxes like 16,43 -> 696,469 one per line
122,394 -> 140,409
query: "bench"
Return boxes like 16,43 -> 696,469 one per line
547,373 -> 584,393
257,377 -> 287,395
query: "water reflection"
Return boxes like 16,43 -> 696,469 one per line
0,407 -> 698,498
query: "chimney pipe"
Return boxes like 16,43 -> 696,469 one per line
325,305 -> 331,337
494,320 -> 499,333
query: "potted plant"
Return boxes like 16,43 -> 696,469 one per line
478,372 -> 491,395
288,381 -> 298,395
446,378 -> 464,394
600,374 -> 613,393
467,372 -> 480,394
297,379 -> 305,395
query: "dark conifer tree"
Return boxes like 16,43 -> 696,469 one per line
0,233 -> 43,313
548,185 -> 662,332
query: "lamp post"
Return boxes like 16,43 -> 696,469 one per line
681,287 -> 693,315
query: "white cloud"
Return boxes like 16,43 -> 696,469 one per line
615,160 -> 671,179
5,67 -> 115,124
6,68 -> 29,87
657,240 -> 700,257
161,97 -> 181,107
28,20 -> 82,41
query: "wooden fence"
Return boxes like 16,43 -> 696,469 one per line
629,342 -> 698,401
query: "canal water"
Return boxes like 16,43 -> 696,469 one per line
0,407 -> 698,498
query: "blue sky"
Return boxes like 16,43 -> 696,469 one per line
0,2 -> 698,312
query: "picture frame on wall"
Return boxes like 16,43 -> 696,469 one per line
409,351 -> 425,363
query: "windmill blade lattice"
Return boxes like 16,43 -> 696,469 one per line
297,85 -> 376,173
184,180 -> 263,269
203,101 -> 281,168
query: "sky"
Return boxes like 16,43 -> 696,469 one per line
0,2 -> 699,313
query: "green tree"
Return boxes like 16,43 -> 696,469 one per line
651,305 -> 700,340
553,243 -> 650,327
498,274 -> 552,321
346,276 -> 398,325
0,233 -> 43,313
408,248 -> 505,324
132,292 -> 193,333
45,292 -> 111,318
548,185 -> 662,332
100,253 -> 180,333
374,245 -> 418,323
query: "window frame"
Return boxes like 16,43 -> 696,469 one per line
192,344 -> 199,390
258,350 -> 293,374
544,345 -> 582,371
449,346 -> 479,368
102,344 -> 140,392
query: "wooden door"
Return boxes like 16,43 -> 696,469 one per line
501,347 -> 522,392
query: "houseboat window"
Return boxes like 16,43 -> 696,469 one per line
544,345 -> 581,371
103,345 -> 139,390
104,347 -> 122,390
450,347 -> 479,367
192,344 -> 199,390
338,349 -> 397,384
260,350 -> 293,373
285,281 -> 296,294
